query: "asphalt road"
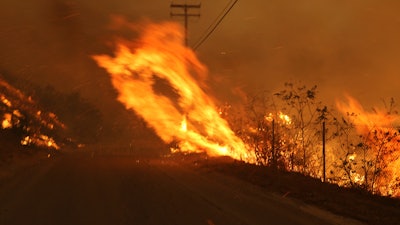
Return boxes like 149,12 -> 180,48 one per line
0,152 -> 362,225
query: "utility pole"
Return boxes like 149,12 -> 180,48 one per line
271,118 -> 276,169
170,2 -> 201,46
322,121 -> 326,182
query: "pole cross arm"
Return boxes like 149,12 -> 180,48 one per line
171,13 -> 200,17
170,4 -> 201,8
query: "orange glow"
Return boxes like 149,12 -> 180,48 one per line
2,113 -> 12,129
180,115 -> 187,132
21,135 -> 60,150
93,22 -> 255,162
278,112 -> 292,125
336,96 -> 399,134
265,112 -> 291,125
1,95 -> 12,107
1,77 -> 63,150
336,96 -> 400,196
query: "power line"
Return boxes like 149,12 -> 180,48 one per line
192,0 -> 238,50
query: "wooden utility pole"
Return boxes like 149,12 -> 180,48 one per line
271,118 -> 276,169
170,2 -> 201,46
322,121 -> 326,182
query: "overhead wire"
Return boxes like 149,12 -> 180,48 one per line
192,0 -> 239,50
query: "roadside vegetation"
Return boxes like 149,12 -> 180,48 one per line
0,73 -> 103,155
221,81 -> 400,197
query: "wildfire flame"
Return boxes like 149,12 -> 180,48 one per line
265,112 -> 292,125
2,113 -> 12,129
1,76 -> 63,150
337,96 -> 400,196
93,21 -> 255,162
336,96 -> 399,134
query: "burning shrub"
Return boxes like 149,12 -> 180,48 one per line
0,74 -> 103,149
335,97 -> 400,195
0,75 -> 64,150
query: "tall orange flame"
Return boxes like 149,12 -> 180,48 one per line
93,22 -> 255,162
336,96 -> 399,134
337,96 -> 400,196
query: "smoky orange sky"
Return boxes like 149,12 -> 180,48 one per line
1,0 -> 400,118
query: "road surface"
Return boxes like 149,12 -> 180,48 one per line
0,152 -> 362,225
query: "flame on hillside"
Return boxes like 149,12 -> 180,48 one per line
265,112 -> 292,125
337,96 -> 400,196
93,22 -> 255,162
336,96 -> 399,134
0,77 -> 63,150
